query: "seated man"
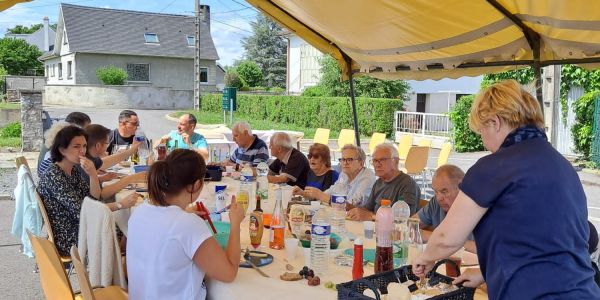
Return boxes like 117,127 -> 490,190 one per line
296,144 -> 375,207
38,112 -> 91,175
218,121 -> 269,167
347,143 -> 420,221
85,124 -> 146,199
159,113 -> 208,161
267,132 -> 309,189
107,110 -> 150,154
415,164 -> 476,253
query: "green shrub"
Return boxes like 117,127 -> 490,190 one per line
96,66 -> 127,85
572,91 -> 599,159
224,70 -> 247,89
267,87 -> 285,94
301,86 -> 326,97
449,95 -> 484,152
236,60 -> 263,87
198,94 -> 402,137
1,122 -> 21,138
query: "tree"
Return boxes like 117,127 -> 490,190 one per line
7,23 -> 57,34
316,55 -> 410,99
0,38 -> 43,75
241,15 -> 286,88
224,69 -> 247,89
236,60 -> 263,87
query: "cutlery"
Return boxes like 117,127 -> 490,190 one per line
243,247 -> 270,278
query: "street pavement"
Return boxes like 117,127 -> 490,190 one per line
0,106 -> 598,298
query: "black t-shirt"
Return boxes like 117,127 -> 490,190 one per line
77,156 -> 103,182
269,148 -> 309,189
107,129 -> 134,154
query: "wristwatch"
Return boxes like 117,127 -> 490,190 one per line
116,202 -> 123,210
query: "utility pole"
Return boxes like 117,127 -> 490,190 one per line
194,0 -> 201,110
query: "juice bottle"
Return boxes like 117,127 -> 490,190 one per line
269,186 -> 285,250
249,195 -> 264,249
374,199 -> 394,273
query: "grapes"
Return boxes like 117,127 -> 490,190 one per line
300,266 -> 316,280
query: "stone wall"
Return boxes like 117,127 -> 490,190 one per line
20,90 -> 43,152
44,85 -> 194,109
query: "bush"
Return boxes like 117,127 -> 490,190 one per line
1,122 -> 21,138
267,87 -> 285,94
572,91 -> 599,159
301,86 -> 326,97
236,60 -> 263,87
96,66 -> 127,85
198,94 -> 402,137
224,70 -> 247,89
448,95 -> 484,152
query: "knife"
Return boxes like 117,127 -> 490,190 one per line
243,248 -> 270,278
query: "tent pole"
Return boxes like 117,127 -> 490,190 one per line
534,62 -> 544,114
346,61 -> 361,147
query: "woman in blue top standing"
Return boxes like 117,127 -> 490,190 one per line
413,80 -> 600,299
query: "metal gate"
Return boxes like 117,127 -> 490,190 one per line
554,86 -> 582,156
592,96 -> 600,166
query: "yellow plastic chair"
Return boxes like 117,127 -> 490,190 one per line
428,142 -> 453,177
35,191 -> 73,273
418,138 -> 432,148
368,132 -> 387,155
71,246 -> 128,300
397,135 -> 413,161
400,146 -> 430,193
302,128 -> 330,152
332,129 -> 356,159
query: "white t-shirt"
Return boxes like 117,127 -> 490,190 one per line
127,203 -> 213,300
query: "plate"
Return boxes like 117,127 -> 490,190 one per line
240,250 -> 274,268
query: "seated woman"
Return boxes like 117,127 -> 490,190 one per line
127,149 -> 245,299
292,143 -> 338,197
37,125 -> 137,257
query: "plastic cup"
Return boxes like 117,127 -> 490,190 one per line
363,221 -> 375,239
445,247 -> 465,277
303,247 -> 311,268
281,185 -> 293,208
284,238 -> 299,261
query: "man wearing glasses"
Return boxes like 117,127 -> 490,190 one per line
107,110 -> 149,154
299,144 -> 375,207
347,143 -> 420,221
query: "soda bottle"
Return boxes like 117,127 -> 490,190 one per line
392,199 -> 410,266
269,186 -> 285,250
375,199 -> 393,273
310,205 -> 331,275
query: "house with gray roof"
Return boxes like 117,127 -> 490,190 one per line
5,17 -> 55,52
39,3 -> 219,92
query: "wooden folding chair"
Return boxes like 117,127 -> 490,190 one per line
401,146 -> 430,193
35,191 -> 73,275
71,246 -> 128,300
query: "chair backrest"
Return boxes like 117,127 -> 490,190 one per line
313,128 -> 330,146
437,142 -> 453,168
15,156 -> 29,170
27,231 -> 75,300
397,135 -> 413,160
417,138 -> 432,148
404,146 -> 430,174
337,129 -> 356,149
71,246 -> 96,300
35,191 -> 54,243
368,132 -> 386,155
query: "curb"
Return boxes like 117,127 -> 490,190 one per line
165,113 -> 179,122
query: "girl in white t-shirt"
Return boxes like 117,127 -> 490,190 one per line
127,149 -> 245,300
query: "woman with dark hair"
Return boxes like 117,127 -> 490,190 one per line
37,125 -> 137,257
127,149 -> 245,299
292,143 -> 339,197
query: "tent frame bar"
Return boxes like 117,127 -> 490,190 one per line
345,54 -> 362,147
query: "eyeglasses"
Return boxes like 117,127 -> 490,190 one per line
338,157 -> 360,163
122,121 -> 140,127
371,157 -> 394,165
307,153 -> 320,159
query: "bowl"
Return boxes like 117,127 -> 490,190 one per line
133,165 -> 149,173
212,221 -> 231,248
299,232 -> 341,249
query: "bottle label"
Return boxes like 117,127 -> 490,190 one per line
135,136 -> 145,142
332,195 -> 346,205
249,216 -> 258,237
311,224 -> 331,236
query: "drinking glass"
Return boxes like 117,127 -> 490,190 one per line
407,218 -> 424,263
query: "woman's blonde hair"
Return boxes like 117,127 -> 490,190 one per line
469,80 -> 544,132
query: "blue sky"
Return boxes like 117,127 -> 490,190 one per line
0,0 -> 256,66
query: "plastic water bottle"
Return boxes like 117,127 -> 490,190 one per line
239,163 -> 254,213
392,200 -> 410,266
330,194 -> 347,235
256,160 -> 269,205
310,206 -> 331,276
375,199 -> 394,273
134,128 -> 150,165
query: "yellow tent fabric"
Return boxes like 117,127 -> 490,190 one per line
246,0 -> 600,80
0,0 -> 31,11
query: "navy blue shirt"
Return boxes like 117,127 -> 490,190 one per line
306,169 -> 339,191
461,137 -> 599,299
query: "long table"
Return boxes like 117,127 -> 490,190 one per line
115,176 -> 487,299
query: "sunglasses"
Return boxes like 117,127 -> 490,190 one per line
307,153 -> 320,159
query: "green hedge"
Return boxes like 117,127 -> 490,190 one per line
448,95 -> 484,152
572,91 -> 599,159
199,94 -> 403,137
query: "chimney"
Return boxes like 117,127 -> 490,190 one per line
201,5 -> 210,31
43,16 -> 50,52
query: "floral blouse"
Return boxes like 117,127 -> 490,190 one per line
37,163 -> 92,256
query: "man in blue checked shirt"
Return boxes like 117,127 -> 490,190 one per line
217,121 -> 269,167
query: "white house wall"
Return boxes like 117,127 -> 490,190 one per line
44,54 -> 76,85
426,93 -> 457,114
287,35 -> 302,94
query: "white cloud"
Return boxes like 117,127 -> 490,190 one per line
211,17 -> 253,67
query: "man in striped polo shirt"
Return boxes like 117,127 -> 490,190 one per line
219,121 -> 269,167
